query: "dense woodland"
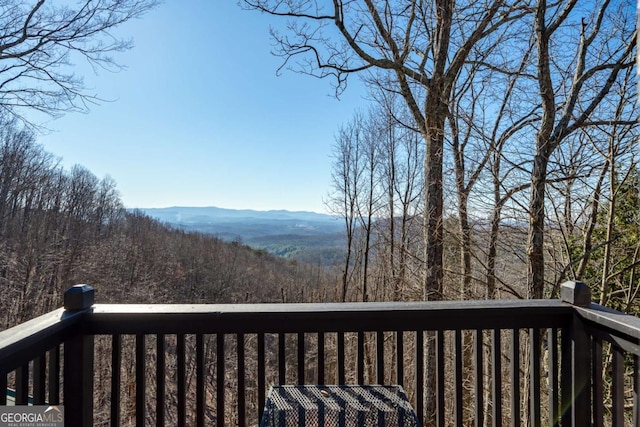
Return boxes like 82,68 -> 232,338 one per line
326,94 -> 638,311
0,115 -> 335,330
293,0 -> 640,314
245,0 -> 637,310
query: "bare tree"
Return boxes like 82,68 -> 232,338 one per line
328,114 -> 366,302
242,0 -> 526,310
373,94 -> 423,301
527,0 -> 636,298
0,0 -> 157,120
357,109 -> 383,302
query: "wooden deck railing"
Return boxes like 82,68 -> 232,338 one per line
0,282 -> 639,426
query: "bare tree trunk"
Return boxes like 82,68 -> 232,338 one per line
528,152 -> 550,299
600,147 -> 616,306
486,187 -> 501,300
422,93 -> 447,424
387,122 -> 398,299
576,159 -> 608,279
329,118 -> 364,302
362,207 -> 373,302
341,212 -> 356,302
527,0 -> 561,299
360,128 -> 378,303
457,190 -> 472,299
563,166 -> 575,236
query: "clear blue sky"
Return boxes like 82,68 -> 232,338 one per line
34,1 -> 369,213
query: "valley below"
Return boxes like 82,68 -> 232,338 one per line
140,206 -> 347,266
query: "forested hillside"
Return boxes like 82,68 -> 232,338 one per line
0,116 -> 335,329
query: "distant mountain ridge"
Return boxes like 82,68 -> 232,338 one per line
140,206 -> 338,224
137,206 -> 345,265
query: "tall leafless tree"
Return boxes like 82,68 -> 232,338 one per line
527,0 -> 636,298
242,0 -> 527,310
328,114 -> 366,301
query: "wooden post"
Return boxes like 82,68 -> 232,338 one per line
560,281 -> 591,426
560,281 -> 591,307
64,284 -> 95,311
63,285 -> 94,427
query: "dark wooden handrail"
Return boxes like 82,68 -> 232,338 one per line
0,308 -> 81,372
574,303 -> 640,342
85,299 -> 572,335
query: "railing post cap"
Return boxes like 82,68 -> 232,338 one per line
64,284 -> 95,310
560,281 -> 591,307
